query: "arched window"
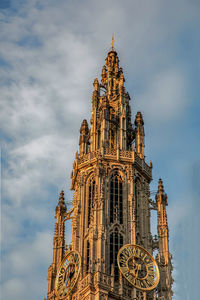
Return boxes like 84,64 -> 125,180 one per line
86,240 -> 90,273
134,178 -> 140,225
116,84 -> 119,95
97,129 -> 101,148
110,228 -> 123,281
88,180 -> 95,227
122,118 -> 125,130
110,173 -> 123,224
110,128 -> 115,148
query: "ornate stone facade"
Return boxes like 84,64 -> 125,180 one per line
46,45 -> 173,300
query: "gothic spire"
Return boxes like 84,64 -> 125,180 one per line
100,45 -> 125,98
47,191 -> 67,297
156,179 -> 173,299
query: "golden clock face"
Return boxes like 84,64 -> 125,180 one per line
55,250 -> 81,298
117,244 -> 160,291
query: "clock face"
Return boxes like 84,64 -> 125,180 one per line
117,244 -> 160,291
55,250 -> 81,298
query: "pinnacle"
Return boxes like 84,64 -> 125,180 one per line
60,189 -> 64,199
158,178 -> 164,194
81,119 -> 88,125
135,112 -> 144,126
58,190 -> 65,207
80,119 -> 89,134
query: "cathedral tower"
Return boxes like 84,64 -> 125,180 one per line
46,43 -> 173,300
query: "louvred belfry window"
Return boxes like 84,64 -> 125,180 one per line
88,180 -> 95,227
110,173 -> 123,224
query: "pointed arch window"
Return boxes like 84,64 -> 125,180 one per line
110,173 -> 123,224
110,128 -> 115,148
116,84 -> 119,95
86,240 -> 90,273
134,178 -> 140,224
122,118 -> 125,130
97,129 -> 101,148
110,228 -> 123,281
88,180 -> 95,227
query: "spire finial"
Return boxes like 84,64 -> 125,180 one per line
158,178 -> 164,194
111,33 -> 115,50
58,190 -> 65,207
135,111 -> 144,126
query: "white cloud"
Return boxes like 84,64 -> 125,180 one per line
2,278 -> 27,299
1,231 -> 52,300
2,134 -> 76,206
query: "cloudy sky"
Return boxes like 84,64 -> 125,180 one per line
1,0 -> 200,299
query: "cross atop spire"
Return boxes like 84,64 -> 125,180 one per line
111,33 -> 115,50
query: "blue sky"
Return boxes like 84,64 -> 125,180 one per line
1,1 -> 200,299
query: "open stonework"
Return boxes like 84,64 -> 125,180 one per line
45,45 -> 173,300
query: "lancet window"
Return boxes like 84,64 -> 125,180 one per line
88,179 -> 95,227
109,128 -> 116,148
110,228 -> 123,281
116,84 -> 119,95
97,129 -> 101,148
134,177 -> 140,223
86,240 -> 90,273
110,173 -> 123,224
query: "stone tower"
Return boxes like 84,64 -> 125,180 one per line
46,45 -> 173,300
